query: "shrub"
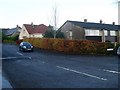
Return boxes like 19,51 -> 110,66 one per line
4,40 -> 15,43
16,39 -> 23,45
23,38 -> 114,55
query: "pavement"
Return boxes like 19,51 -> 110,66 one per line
0,70 -> 2,90
0,72 -> 13,90
2,74 -> 13,88
0,71 -> 13,89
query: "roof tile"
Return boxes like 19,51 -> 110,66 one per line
24,24 -> 48,34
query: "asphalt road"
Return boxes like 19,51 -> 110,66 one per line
2,43 -> 120,88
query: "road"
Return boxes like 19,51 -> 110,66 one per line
2,44 -> 120,88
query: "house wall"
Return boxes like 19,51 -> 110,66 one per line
72,26 -> 85,40
116,30 -> 120,42
19,25 -> 29,39
105,36 -> 117,42
94,30 -> 118,42
60,22 -> 85,40
30,34 -> 43,38
86,36 -> 102,42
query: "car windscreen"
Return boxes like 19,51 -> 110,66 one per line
23,42 -> 31,46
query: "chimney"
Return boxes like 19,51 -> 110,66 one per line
100,20 -> 102,24
31,22 -> 34,28
84,19 -> 87,22
112,22 -> 115,25
16,25 -> 19,28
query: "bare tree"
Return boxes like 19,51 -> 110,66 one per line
52,4 -> 58,38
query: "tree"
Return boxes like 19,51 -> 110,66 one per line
49,3 -> 59,39
43,25 -> 54,38
56,31 -> 65,38
53,4 -> 57,38
43,30 -> 54,38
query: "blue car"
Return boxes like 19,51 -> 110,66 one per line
19,42 -> 34,52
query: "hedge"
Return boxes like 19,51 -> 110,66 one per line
23,38 -> 115,55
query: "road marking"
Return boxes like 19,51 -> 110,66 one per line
103,69 -> 120,74
17,52 -> 23,56
56,66 -> 107,81
0,56 -> 32,60
28,57 -> 32,59
0,57 -> 19,60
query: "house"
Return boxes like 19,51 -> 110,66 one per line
19,23 -> 48,39
59,20 -> 120,42
1,25 -> 22,37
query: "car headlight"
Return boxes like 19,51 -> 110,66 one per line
31,46 -> 33,48
23,46 -> 26,48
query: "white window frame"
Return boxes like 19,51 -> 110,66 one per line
69,31 -> 72,37
85,29 -> 100,36
110,31 -> 116,36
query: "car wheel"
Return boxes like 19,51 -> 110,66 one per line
19,48 -> 21,51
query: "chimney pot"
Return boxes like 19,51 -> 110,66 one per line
100,20 -> 102,24
112,22 -> 115,25
84,19 -> 87,22
31,22 -> 34,28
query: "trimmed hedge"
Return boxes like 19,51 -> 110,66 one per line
16,39 -> 23,45
23,38 -> 115,55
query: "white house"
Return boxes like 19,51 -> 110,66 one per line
19,23 -> 48,40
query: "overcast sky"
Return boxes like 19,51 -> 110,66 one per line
0,0 -> 119,28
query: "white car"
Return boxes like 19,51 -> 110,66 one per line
117,46 -> 120,56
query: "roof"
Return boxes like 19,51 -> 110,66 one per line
66,20 -> 119,31
23,24 -> 48,34
2,28 -> 17,36
1,26 -> 21,36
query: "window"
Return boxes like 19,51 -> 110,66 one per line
110,31 -> 116,36
85,29 -> 99,36
69,31 -> 72,36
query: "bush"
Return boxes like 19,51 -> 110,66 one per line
16,39 -> 23,45
23,38 -> 115,55
4,40 -> 15,43
2,34 -> 19,43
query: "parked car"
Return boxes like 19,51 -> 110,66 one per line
117,46 -> 120,56
19,42 -> 33,52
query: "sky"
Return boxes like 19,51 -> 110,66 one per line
0,0 -> 119,28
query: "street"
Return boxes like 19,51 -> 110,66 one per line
2,44 -> 120,88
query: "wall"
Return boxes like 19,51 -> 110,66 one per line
60,22 -> 85,40
60,22 -> 74,39
72,26 -> 85,40
19,25 -> 29,39
86,36 -> 101,42
30,34 -> 43,38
